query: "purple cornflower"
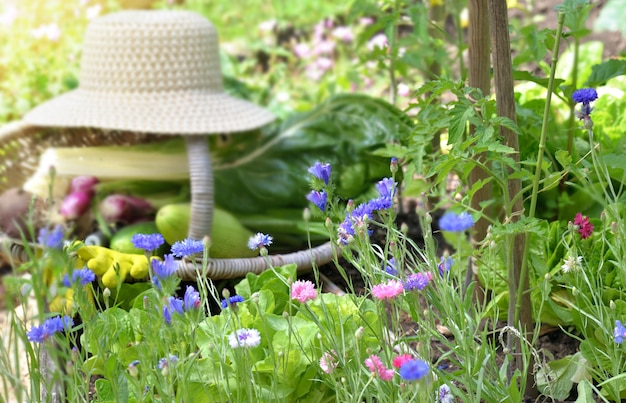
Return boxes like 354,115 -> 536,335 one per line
37,225 -> 64,249
167,297 -> 184,315
221,295 -> 245,309
385,258 -> 398,275
399,359 -> 429,381
152,254 -> 177,280
248,233 -> 273,250
337,219 -> 355,245
171,238 -> 204,258
27,315 -> 74,343
162,305 -> 172,325
614,320 -> 626,344
368,196 -> 393,211
184,286 -> 201,310
438,255 -> 454,275
306,190 -> 328,211
439,212 -> 474,232
62,268 -> 96,287
404,273 -> 430,291
308,162 -> 331,186
131,233 -> 164,252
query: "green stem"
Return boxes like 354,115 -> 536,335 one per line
566,37 -> 580,156
514,12 -> 565,327
528,12 -> 565,219
387,0 -> 401,106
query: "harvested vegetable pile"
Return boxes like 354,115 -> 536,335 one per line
3,93 -> 412,263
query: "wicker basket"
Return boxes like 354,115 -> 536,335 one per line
0,120 -> 336,279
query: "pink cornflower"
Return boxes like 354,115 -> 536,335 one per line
397,83 -> 410,97
320,350 -> 338,374
573,213 -> 594,239
331,26 -> 354,43
392,354 -> 414,369
365,355 -> 394,381
291,280 -> 317,303
371,279 -> 404,300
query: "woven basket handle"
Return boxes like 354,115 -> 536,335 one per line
184,136 -> 213,240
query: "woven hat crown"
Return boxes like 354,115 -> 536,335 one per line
81,11 -> 223,94
23,10 -> 274,134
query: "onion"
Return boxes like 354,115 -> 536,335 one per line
70,176 -> 99,196
99,194 -> 154,224
60,191 -> 92,220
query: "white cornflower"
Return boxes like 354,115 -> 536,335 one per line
228,328 -> 261,349
561,255 -> 583,273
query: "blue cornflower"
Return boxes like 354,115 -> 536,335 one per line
572,88 -> 598,126
131,233 -> 164,252
248,233 -> 273,250
221,295 -> 245,309
439,212 -> 474,232
572,88 -> 598,104
308,162 -> 331,186
376,178 -> 396,199
184,286 -> 201,310
438,255 -> 454,275
306,190 -> 328,211
62,268 -> 96,287
152,254 -> 177,279
399,359 -> 429,381
385,258 -> 398,275
37,225 -> 64,249
27,315 -> 74,343
614,320 -> 626,344
168,297 -> 184,315
171,238 -> 204,258
404,273 -> 430,291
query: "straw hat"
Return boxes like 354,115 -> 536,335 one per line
23,10 -> 274,134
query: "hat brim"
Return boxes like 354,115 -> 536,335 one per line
23,89 -> 275,135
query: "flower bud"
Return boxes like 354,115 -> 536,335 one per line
303,207 -> 311,222
424,212 -> 432,225
610,300 -> 616,310
203,235 -> 212,252
103,287 -> 111,301
355,326 -> 364,340
128,360 -> 140,378
390,157 -> 398,174
222,288 -> 231,299
400,223 -> 408,235
346,199 -> 354,213
572,287 -> 578,297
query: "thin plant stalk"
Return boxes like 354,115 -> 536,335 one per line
516,11 -> 565,322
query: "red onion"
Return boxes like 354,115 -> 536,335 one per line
99,194 -> 154,224
70,176 -> 99,196
60,191 -> 92,220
